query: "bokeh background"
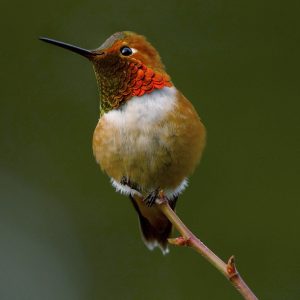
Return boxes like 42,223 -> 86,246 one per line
1,0 -> 299,299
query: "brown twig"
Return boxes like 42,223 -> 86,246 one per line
156,197 -> 258,300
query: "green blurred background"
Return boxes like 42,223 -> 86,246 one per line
1,0 -> 299,299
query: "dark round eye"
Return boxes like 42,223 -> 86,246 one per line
120,46 -> 133,56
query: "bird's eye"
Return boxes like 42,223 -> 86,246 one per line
120,46 -> 133,56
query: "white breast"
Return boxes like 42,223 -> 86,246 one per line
103,86 -> 178,129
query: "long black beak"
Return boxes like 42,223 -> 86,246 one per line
39,37 -> 96,58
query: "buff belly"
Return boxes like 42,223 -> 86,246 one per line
92,87 -> 206,198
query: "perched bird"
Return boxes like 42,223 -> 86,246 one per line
40,32 -> 206,254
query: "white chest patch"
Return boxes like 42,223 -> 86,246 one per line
100,86 -> 188,199
103,86 -> 177,130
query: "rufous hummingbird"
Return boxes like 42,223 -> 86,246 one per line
40,32 -> 206,254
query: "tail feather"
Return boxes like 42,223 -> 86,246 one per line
130,195 -> 177,255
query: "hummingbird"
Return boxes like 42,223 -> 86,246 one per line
40,32 -> 206,254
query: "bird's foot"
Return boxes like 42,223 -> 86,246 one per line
144,188 -> 166,207
144,189 -> 159,207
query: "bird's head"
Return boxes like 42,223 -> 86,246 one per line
40,32 -> 172,114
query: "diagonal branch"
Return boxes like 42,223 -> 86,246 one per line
156,197 -> 259,300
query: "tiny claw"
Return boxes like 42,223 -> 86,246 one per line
158,190 -> 165,199
155,190 -> 168,205
168,236 -> 189,246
